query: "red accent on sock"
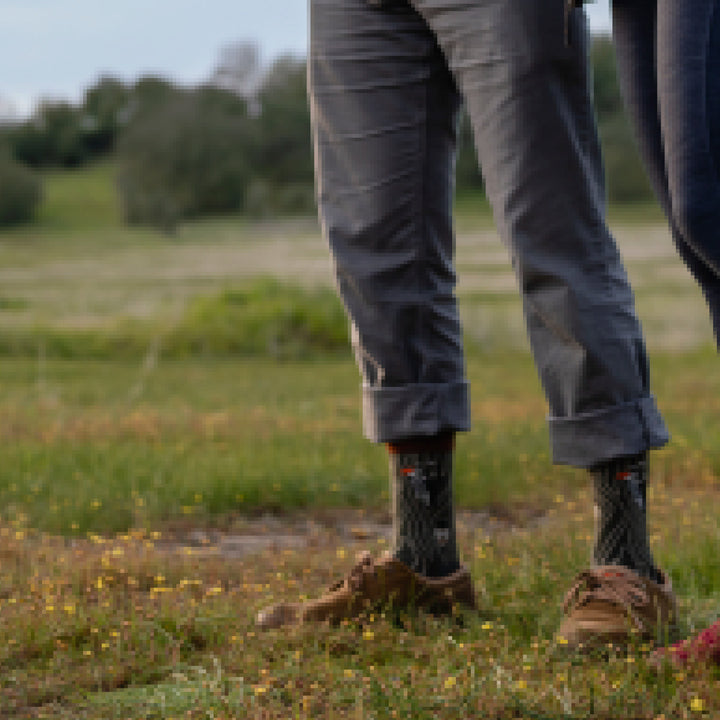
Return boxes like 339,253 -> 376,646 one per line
387,432 -> 455,455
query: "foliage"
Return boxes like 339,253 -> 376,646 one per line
591,35 -> 655,203
166,278 -> 350,359
116,87 -> 252,232
0,278 -> 349,361
253,55 -> 313,187
600,112 -> 655,203
114,53 -> 317,229
82,76 -> 132,156
5,77 -> 146,169
0,147 -> 42,226
455,110 -> 484,192
591,34 -> 625,118
9,101 -> 85,167
0,199 -> 716,717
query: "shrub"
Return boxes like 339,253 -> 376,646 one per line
0,279 -> 350,360
116,88 -> 252,232
165,278 -> 350,359
254,55 -> 314,186
244,179 -> 316,218
600,114 -> 654,204
0,149 -> 42,226
11,101 -> 89,168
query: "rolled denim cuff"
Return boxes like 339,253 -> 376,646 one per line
548,395 -> 670,468
362,381 -> 471,443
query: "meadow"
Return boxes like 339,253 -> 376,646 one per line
0,166 -> 718,718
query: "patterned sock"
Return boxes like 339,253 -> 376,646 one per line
591,452 -> 663,584
387,433 -> 460,578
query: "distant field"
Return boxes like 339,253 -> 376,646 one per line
0,165 -> 711,352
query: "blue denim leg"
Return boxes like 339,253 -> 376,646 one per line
612,0 -> 720,341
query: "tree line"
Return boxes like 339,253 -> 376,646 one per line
0,37 -> 652,231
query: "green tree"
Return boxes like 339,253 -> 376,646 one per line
590,35 -> 654,203
116,87 -> 253,232
11,101 -> 88,168
254,54 -> 314,186
591,35 -> 625,120
455,109 -> 483,194
82,76 -> 131,155
0,146 -> 42,226
600,114 -> 654,202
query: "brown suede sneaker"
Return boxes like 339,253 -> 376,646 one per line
557,565 -> 676,650
256,550 -> 476,630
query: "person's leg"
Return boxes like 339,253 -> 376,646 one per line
614,0 -> 720,663
256,0 -> 475,629
413,0 -> 667,470
311,0 -> 468,445
612,0 -> 720,341
411,0 -> 673,646
309,0 -> 469,581
657,0 -> 720,271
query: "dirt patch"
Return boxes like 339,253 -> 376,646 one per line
155,503 -> 550,560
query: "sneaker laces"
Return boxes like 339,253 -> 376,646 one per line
563,567 -> 652,629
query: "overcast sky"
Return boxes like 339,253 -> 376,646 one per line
0,0 -> 611,118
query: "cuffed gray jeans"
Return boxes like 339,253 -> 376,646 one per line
309,0 -> 669,467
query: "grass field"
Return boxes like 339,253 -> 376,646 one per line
0,167 -> 718,718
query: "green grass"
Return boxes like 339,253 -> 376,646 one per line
0,354 -> 546,535
0,166 -> 718,718
36,162 -> 123,231
1,460 -> 719,719
0,346 -> 718,534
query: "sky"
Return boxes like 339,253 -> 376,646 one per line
0,0 -> 611,119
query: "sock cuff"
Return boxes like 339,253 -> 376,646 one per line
387,432 -> 455,456
591,452 -> 647,477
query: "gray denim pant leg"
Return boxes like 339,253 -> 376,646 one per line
309,0 -> 471,442
309,0 -> 669,467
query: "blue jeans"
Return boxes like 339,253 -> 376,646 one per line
309,0 -> 668,466
612,0 -> 720,341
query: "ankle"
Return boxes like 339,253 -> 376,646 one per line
388,434 -> 460,578
590,452 -> 663,584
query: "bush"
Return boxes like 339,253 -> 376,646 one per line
11,101 -> 89,168
589,35 -> 655,204
600,114 -> 654,203
0,150 -> 42,226
244,179 -> 316,218
0,279 -> 350,360
165,278 -> 350,359
253,55 -> 314,186
116,88 -> 253,232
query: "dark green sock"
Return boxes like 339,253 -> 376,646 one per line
591,452 -> 662,584
387,434 -> 460,578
